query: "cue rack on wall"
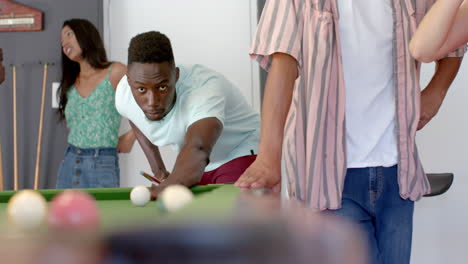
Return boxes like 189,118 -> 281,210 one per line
0,1 -> 44,190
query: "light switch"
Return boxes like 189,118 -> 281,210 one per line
51,82 -> 60,108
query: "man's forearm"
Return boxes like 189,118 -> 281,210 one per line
129,122 -> 167,175
426,57 -> 462,96
160,144 -> 209,188
257,53 -> 298,164
159,117 -> 222,189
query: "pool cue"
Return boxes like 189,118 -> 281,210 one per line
0,69 -> 3,190
0,51 -> 3,190
12,65 -> 18,190
34,62 -> 51,190
0,115 -> 3,190
0,127 -> 3,191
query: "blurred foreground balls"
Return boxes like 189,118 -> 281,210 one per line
160,185 -> 194,212
48,190 -> 100,230
7,190 -> 47,231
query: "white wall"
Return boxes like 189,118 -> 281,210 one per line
413,59 -> 468,264
103,0 -> 259,188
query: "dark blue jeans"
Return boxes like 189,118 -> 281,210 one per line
56,145 -> 120,188
328,165 -> 414,264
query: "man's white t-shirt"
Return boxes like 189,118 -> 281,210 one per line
338,0 -> 398,168
115,64 -> 260,172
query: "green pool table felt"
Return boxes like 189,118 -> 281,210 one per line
0,184 -> 241,232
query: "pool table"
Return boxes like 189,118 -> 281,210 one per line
0,184 -> 368,264
0,184 -> 243,232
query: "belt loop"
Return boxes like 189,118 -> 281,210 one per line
94,148 -> 99,158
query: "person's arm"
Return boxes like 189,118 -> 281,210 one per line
109,62 -> 127,90
150,117 -> 223,198
117,129 -> 136,153
410,0 -> 468,62
129,121 -> 169,181
0,48 -> 5,85
418,57 -> 462,130
111,62 -> 136,153
235,53 -> 298,190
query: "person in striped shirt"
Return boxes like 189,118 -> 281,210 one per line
235,0 -> 465,263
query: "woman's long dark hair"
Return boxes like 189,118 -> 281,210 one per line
57,19 -> 111,121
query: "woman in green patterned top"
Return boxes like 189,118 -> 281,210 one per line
56,19 -> 135,188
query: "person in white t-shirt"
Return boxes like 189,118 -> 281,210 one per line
116,31 -> 260,197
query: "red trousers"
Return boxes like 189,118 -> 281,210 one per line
198,155 -> 256,185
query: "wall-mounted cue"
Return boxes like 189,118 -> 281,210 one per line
34,62 -> 54,190
0,128 -> 3,191
11,64 -> 18,190
0,49 -> 4,191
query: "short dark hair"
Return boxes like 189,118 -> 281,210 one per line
128,31 -> 175,66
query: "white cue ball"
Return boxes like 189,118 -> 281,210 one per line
130,186 -> 151,207
160,184 -> 194,212
7,190 -> 47,230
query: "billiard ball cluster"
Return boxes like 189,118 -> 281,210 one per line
7,189 -> 100,231
130,184 -> 194,212
6,185 -> 194,231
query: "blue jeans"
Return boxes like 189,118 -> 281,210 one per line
328,165 -> 414,264
56,145 -> 120,188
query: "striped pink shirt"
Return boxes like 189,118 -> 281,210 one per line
251,0 -> 466,210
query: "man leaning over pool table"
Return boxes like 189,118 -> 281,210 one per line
115,31 -> 261,198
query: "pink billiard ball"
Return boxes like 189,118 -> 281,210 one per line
48,190 -> 100,230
